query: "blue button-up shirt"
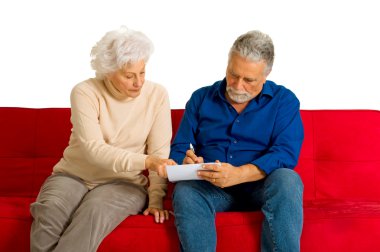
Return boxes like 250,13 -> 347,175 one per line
170,78 -> 304,174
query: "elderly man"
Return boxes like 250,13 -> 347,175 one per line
170,30 -> 304,252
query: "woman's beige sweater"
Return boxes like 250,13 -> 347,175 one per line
53,78 -> 172,209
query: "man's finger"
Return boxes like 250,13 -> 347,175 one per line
183,156 -> 195,164
186,149 -> 198,160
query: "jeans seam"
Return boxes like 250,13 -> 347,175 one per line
213,188 -> 235,212
263,182 -> 278,252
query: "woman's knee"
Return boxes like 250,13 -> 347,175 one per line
30,197 -> 72,225
79,183 -> 146,216
32,178 -> 86,219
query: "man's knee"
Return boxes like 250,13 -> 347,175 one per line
266,168 -> 303,198
173,181 -> 194,203
270,168 -> 302,185
172,181 -> 208,210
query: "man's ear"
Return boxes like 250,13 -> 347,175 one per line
265,68 -> 272,77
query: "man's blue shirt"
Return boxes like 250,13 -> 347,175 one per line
170,78 -> 304,174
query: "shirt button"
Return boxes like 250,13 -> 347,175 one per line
229,155 -> 233,158
233,140 -> 237,144
236,119 -> 240,123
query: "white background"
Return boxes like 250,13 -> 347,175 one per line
0,0 -> 379,109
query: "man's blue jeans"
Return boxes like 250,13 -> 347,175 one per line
172,168 -> 303,252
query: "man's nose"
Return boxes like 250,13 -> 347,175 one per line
232,78 -> 244,90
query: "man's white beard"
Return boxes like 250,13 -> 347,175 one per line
226,86 -> 253,103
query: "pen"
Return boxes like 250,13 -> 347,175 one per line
189,143 -> 195,154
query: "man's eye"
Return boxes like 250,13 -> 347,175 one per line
230,73 -> 238,78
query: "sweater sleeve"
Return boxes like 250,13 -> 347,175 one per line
145,87 -> 172,209
70,84 -> 147,173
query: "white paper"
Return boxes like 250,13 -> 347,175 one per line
166,163 -> 218,182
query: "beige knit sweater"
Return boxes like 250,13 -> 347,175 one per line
53,78 -> 172,209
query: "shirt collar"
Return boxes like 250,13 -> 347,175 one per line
216,78 -> 274,104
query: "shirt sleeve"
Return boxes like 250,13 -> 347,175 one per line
70,84 -> 147,173
251,91 -> 304,174
145,87 -> 172,209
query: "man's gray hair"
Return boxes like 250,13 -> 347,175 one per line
91,26 -> 154,79
228,30 -> 274,75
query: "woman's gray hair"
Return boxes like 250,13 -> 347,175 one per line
228,30 -> 275,75
91,26 -> 154,79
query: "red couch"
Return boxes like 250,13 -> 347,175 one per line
1,107 -> 380,251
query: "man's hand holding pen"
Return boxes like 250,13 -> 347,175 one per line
183,144 -> 226,187
183,143 -> 204,164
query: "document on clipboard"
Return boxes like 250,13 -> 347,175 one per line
166,163 -> 218,182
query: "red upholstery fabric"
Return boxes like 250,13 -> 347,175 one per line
0,107 -> 380,251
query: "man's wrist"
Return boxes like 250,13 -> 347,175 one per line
240,164 -> 266,182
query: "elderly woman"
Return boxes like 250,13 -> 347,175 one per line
30,26 -> 175,252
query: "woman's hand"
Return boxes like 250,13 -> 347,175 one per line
145,156 -> 177,178
143,207 -> 172,223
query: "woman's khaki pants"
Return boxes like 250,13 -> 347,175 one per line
30,174 -> 147,252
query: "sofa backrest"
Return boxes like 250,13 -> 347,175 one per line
298,110 -> 380,201
0,108 -> 71,197
1,108 -> 379,202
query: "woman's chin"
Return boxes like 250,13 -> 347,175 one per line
126,90 -> 141,98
